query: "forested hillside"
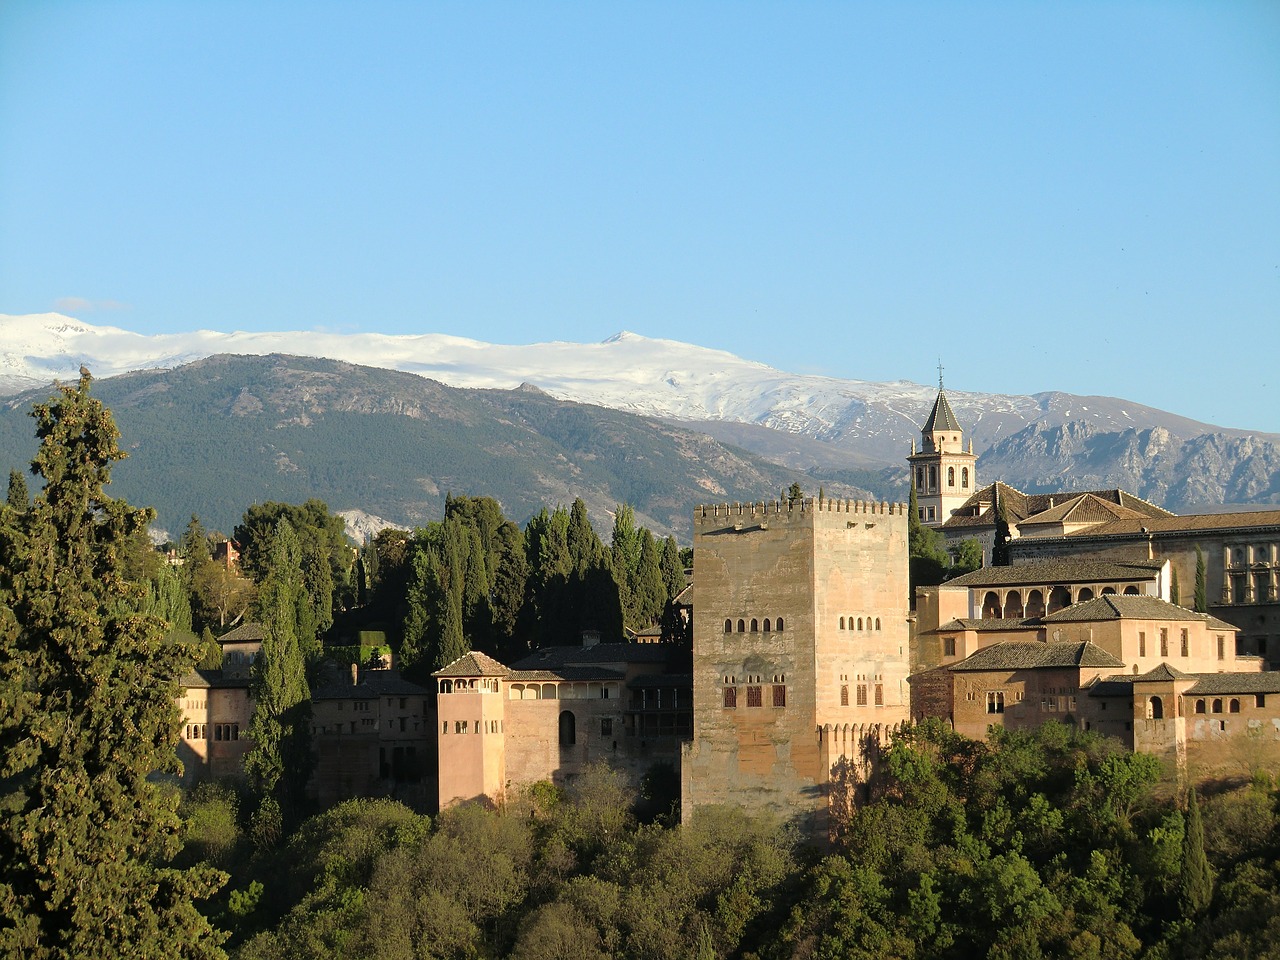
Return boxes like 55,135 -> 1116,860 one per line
0,355 -> 875,539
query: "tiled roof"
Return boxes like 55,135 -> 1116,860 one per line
313,672 -> 431,700
922,388 -> 963,434
949,640 -> 1124,672
433,650 -> 512,678
1058,509 -> 1280,540
937,618 -> 1038,632
943,559 -> 1163,588
511,642 -> 680,671
1185,672 -> 1280,695
506,666 -> 625,683
180,669 -> 250,689
1041,595 -> 1227,624
1020,494 -> 1155,527
218,622 -> 266,644
941,483 -> 1173,530
1130,663 -> 1194,682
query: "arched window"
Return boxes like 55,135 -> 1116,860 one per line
737,619 -> 745,633
1229,699 -> 1241,713
1123,585 -> 1139,595
1101,587 -> 1116,595
857,617 -> 863,631
1077,587 -> 1094,602
1048,586 -> 1071,613
1148,696 -> 1164,720
1025,590 -> 1045,618
982,591 -> 1002,618
839,616 -> 845,629
776,618 -> 784,632
1004,591 -> 1024,618
948,467 -> 955,487
750,618 -> 759,632
558,711 -> 576,747
724,619 -> 732,633
1212,699 -> 1223,714
962,467 -> 969,488
763,618 -> 771,632
1194,699 -> 1206,714
875,617 -> 881,630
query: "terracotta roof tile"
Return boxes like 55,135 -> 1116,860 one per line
949,640 -> 1124,672
217,622 -> 266,643
1041,595 -> 1229,625
433,650 -> 512,678
943,559 -> 1163,588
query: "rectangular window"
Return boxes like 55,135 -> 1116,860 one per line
987,691 -> 1005,715
772,685 -> 786,708
747,686 -> 763,708
874,684 -> 883,706
856,684 -> 868,706
723,687 -> 737,709
601,718 -> 613,736
1181,629 -> 1189,657
1160,629 -> 1169,657
1257,694 -> 1267,708
1218,636 -> 1225,660
943,637 -> 956,656
1139,631 -> 1146,657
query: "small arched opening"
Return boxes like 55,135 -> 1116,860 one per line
559,711 -> 576,747
1148,696 -> 1164,720
1047,586 -> 1072,614
1025,590 -> 1045,618
982,591 -> 1002,619
1077,587 -> 1095,602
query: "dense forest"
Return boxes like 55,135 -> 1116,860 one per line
182,721 -> 1280,960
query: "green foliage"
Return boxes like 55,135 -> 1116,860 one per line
5,468 -> 27,511
0,373 -> 226,959
245,520 -> 313,817
1179,789 -> 1214,917
1195,544 -> 1208,613
1171,565 -> 1181,606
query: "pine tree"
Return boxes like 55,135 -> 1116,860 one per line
0,372 -> 226,959
244,519 -> 312,823
1194,545 -> 1208,613
5,468 -> 28,511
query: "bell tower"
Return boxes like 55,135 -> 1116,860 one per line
907,364 -> 977,527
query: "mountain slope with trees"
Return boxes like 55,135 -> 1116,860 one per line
0,355 -> 874,540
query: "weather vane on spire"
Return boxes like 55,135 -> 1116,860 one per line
937,359 -> 944,390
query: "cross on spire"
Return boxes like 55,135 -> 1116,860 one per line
937,359 -> 944,390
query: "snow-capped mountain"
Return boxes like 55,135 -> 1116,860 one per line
0,313 -> 1257,468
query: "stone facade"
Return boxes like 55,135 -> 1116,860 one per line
434,644 -> 690,810
681,497 -> 911,831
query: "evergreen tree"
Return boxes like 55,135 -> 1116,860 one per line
1171,566 -> 1181,606
5,468 -> 28,511
1194,545 -> 1208,613
991,486 -> 1012,566
610,504 -> 643,629
244,519 -> 312,824
0,372 -> 226,959
1179,788 -> 1214,917
660,535 -> 684,603
634,529 -> 667,629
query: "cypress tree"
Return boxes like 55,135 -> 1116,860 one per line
5,468 -> 28,511
0,372 -> 226,959
991,486 -> 1012,567
244,519 -> 312,825
1171,566 -> 1181,606
660,535 -> 684,602
1179,788 -> 1214,916
1194,545 -> 1208,613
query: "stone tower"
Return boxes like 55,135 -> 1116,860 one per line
907,374 -> 977,527
681,497 -> 911,834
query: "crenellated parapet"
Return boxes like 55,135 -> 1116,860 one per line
694,497 -> 908,527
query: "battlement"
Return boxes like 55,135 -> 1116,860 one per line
693,497 -> 907,527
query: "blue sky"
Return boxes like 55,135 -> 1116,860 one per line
1,2 -> 1277,430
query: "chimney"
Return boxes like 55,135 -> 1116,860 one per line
581,629 -> 600,649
